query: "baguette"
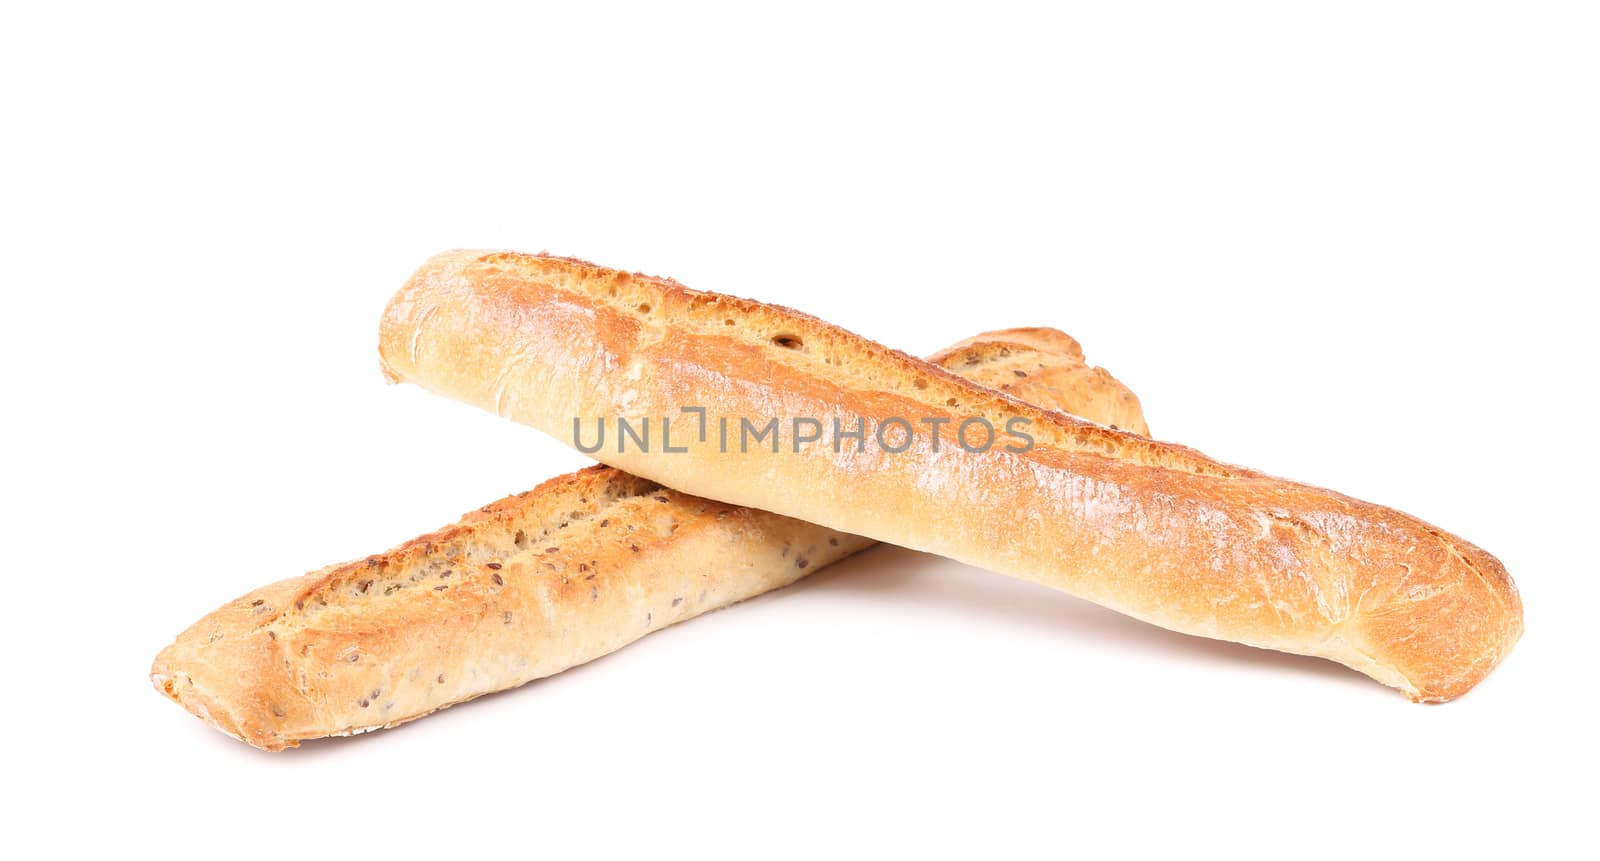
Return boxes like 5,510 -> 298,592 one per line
152,327 -> 1139,750
378,249 -> 1523,701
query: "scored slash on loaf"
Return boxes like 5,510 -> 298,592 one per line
378,249 -> 1523,703
152,327 -> 1141,749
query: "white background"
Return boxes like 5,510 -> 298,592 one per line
4,2 -> 1596,857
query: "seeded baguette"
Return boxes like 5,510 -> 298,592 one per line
379,249 -> 1523,701
152,328 -> 1137,750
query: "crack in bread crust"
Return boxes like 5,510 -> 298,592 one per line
467,252 -> 1222,477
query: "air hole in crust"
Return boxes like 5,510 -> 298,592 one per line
636,303 -> 651,314
772,334 -> 803,350
913,377 -> 928,390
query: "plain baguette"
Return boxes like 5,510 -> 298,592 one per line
378,249 -> 1523,701
152,327 -> 1138,750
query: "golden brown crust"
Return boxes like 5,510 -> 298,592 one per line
154,328 -> 1138,749
153,468 -> 870,751
927,327 -> 1148,436
378,249 -> 1522,702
